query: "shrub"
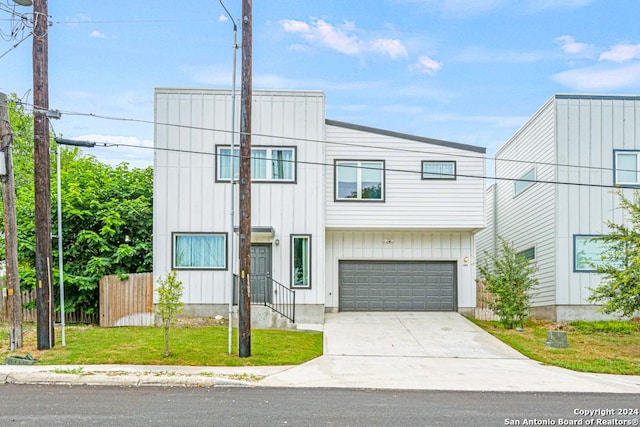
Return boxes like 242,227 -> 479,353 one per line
478,239 -> 538,329
156,270 -> 184,356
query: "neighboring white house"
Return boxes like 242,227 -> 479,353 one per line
476,94 -> 640,321
154,88 -> 486,324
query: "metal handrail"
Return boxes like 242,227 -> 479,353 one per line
233,274 -> 296,323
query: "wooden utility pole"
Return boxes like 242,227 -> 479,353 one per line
32,0 -> 54,349
238,0 -> 252,358
0,92 -> 23,349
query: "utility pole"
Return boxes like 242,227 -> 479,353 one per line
238,0 -> 252,358
32,0 -> 54,349
0,92 -> 23,349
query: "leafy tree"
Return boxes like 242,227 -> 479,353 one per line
156,270 -> 184,357
0,95 -> 153,313
588,190 -> 640,317
478,239 -> 538,329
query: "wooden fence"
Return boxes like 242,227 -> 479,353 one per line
0,288 -> 98,324
474,280 -> 499,321
99,272 -> 154,327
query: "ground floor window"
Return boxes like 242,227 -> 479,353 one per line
574,234 -> 605,272
291,235 -> 311,288
173,232 -> 227,270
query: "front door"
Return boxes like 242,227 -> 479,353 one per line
251,244 -> 272,303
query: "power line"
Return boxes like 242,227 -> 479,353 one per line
52,105 -> 631,175
70,138 -> 625,191
10,101 -> 634,190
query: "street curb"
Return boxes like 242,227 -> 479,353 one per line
1,372 -> 255,388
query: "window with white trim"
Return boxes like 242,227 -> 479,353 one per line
217,146 -> 295,182
173,232 -> 227,270
291,235 -> 311,288
422,161 -> 456,180
614,150 -> 640,186
335,160 -> 384,201
514,168 -> 536,196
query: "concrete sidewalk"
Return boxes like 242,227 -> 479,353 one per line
1,312 -> 639,392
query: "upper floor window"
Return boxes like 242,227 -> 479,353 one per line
514,168 -> 536,196
516,246 -> 536,261
422,161 -> 456,180
614,150 -> 640,186
335,160 -> 385,201
216,145 -> 296,182
173,232 -> 227,270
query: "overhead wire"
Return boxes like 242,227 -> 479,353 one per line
51,105 -> 630,175
76,138 -> 625,190
9,100 -> 635,190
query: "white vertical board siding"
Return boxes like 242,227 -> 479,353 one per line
154,89 -> 326,306
555,96 -> 640,305
325,124 -> 485,229
494,98 -> 557,307
474,184 -> 495,274
325,230 -> 476,310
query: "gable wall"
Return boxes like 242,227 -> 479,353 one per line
493,98 -> 557,307
555,96 -> 640,306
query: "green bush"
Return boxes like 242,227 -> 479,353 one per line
156,270 -> 184,357
478,239 -> 538,329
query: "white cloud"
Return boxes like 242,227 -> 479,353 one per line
218,14 -> 228,23
281,19 -> 407,59
90,30 -> 105,39
370,39 -> 408,59
409,55 -> 443,75
551,62 -> 640,91
72,134 -> 153,168
599,43 -> 640,62
555,35 -> 594,57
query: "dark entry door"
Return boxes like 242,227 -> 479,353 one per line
251,244 -> 272,303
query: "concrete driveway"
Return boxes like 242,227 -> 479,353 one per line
323,312 -> 524,359
261,312 -> 640,392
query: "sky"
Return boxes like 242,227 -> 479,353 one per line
1,0 -> 640,169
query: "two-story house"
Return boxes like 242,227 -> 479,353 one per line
476,94 -> 640,321
154,88 -> 486,325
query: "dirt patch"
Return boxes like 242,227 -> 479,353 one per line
174,316 -> 228,327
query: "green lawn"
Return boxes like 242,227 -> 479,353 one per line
471,318 -> 640,375
1,323 -> 323,366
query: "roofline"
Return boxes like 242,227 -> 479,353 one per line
325,119 -> 486,154
555,93 -> 640,101
495,93 -> 640,157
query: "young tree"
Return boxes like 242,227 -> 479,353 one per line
156,270 -> 184,357
588,190 -> 640,317
478,239 -> 538,329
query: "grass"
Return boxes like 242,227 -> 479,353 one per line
0,322 -> 323,366
471,318 -> 640,375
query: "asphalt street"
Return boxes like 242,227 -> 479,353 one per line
1,385 -> 639,427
